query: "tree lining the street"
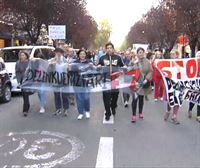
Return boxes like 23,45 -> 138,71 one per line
93,19 -> 112,49
0,0 -> 98,48
127,0 -> 200,56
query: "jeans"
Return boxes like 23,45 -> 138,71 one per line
103,90 -> 119,117
38,90 -> 46,108
75,92 -> 90,114
54,92 -> 69,110
132,94 -> 144,116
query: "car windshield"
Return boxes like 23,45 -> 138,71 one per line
0,49 -> 32,62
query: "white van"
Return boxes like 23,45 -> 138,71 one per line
0,46 -> 55,92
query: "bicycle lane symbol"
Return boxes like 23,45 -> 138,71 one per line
0,131 -> 85,167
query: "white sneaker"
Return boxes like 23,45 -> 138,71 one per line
64,109 -> 68,116
160,97 -> 163,101
77,114 -> 84,120
39,107 -> 45,113
85,112 -> 90,119
124,101 -> 128,107
154,99 -> 158,102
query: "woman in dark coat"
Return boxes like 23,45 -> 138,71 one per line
15,51 -> 30,116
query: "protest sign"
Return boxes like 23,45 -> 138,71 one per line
21,59 -> 144,94
155,58 -> 200,106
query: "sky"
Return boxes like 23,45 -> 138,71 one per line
86,0 -> 158,47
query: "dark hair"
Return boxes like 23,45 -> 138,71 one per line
19,51 -> 29,60
54,47 -> 64,54
34,50 -> 45,59
137,47 -> 145,54
105,42 -> 114,49
77,49 -> 87,57
154,48 -> 162,52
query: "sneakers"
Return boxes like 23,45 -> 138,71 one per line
23,111 -> 28,117
139,113 -> 144,119
160,97 -> 163,101
39,107 -> 45,114
124,101 -> 128,108
85,112 -> 90,119
64,109 -> 68,117
154,98 -> 158,102
131,116 -> 136,123
53,109 -> 62,116
77,114 -> 84,120
188,110 -> 192,119
164,112 -> 170,121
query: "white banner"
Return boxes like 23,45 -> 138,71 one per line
48,25 -> 66,39
155,58 -> 200,106
21,60 -> 144,93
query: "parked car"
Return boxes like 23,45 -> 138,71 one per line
0,46 -> 55,92
0,61 -> 12,103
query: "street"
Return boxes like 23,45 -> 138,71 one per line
0,92 -> 200,167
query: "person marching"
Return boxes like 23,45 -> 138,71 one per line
152,50 -> 164,101
30,52 -> 48,114
63,46 -> 76,106
131,47 -> 152,123
15,51 -> 30,116
187,51 -> 200,122
71,49 -> 94,120
164,50 -> 181,124
122,50 -> 132,107
49,48 -> 70,116
98,42 -> 125,121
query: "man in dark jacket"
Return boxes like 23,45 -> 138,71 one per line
98,42 -> 124,121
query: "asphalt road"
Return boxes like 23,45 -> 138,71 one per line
0,91 -> 200,168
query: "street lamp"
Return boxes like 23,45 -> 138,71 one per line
6,22 -> 14,46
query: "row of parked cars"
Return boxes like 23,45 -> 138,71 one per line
0,45 -> 55,103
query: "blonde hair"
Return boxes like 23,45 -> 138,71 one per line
170,50 -> 180,58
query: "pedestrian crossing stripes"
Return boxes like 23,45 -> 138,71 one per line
95,137 -> 113,168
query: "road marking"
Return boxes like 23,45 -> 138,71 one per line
0,131 -> 85,167
95,137 -> 113,168
103,111 -> 114,124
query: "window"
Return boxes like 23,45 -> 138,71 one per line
0,49 -> 31,62
40,48 -> 54,60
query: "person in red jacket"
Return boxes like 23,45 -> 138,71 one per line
152,50 -> 164,101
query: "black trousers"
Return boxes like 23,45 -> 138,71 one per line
189,102 -> 200,116
54,92 -> 69,110
132,94 -> 144,116
103,90 -> 119,117
123,93 -> 130,102
22,90 -> 30,113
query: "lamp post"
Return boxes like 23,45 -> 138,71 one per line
7,22 -> 14,46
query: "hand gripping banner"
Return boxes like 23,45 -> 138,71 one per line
155,58 -> 200,107
21,59 -> 144,94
